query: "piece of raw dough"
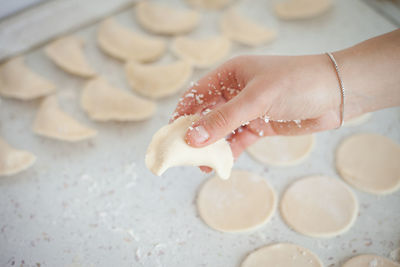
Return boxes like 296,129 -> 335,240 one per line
241,243 -> 323,267
247,135 -> 314,166
33,95 -> 97,142
81,77 -> 156,121
45,35 -> 96,77
280,175 -> 358,238
125,60 -> 192,99
171,36 -> 231,68
97,18 -> 166,62
146,115 -> 233,179
0,56 -> 55,100
336,133 -> 400,195
275,0 -> 332,20
344,113 -> 372,127
342,254 -> 400,267
135,2 -> 200,35
197,170 -> 276,232
220,8 -> 276,46
185,0 -> 232,9
0,136 -> 36,176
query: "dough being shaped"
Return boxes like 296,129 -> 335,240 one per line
33,95 -> 97,142
0,56 -> 55,100
197,170 -> 276,232
171,36 -> 231,68
135,2 -> 200,35
220,8 -> 276,46
81,77 -> 156,121
185,0 -> 232,9
336,134 -> 400,195
125,60 -> 192,99
344,113 -> 372,127
241,243 -> 323,267
0,137 -> 36,176
247,135 -> 314,166
146,115 -> 233,179
275,0 -> 332,20
97,18 -> 166,62
343,254 -> 400,267
281,175 -> 358,238
45,35 -> 96,77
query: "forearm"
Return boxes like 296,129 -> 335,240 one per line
334,29 -> 400,119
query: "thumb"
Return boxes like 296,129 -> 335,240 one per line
185,92 -> 256,147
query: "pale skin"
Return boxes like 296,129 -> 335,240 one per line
173,29 -> 400,172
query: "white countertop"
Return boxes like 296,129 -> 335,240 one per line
0,0 -> 399,266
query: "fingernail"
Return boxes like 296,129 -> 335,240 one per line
187,125 -> 209,144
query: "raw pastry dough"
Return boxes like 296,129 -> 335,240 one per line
185,0 -> 232,9
135,2 -> 200,35
342,254 -> 400,267
275,0 -> 332,20
45,35 -> 96,77
197,170 -> 276,232
81,77 -> 156,121
171,36 -> 231,68
344,113 -> 371,127
0,56 -> 55,100
97,18 -> 166,62
280,175 -> 358,238
125,60 -> 192,99
246,135 -> 314,166
33,95 -> 97,142
336,134 -> 400,195
241,243 -> 323,267
0,137 -> 36,176
146,115 -> 233,179
220,8 -> 276,46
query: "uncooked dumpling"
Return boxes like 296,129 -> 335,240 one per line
135,1 -> 200,35
171,36 -> 231,68
220,8 -> 276,46
125,60 -> 192,99
280,175 -> 358,238
247,135 -> 314,166
241,243 -> 323,267
0,136 -> 36,176
185,0 -> 232,9
336,134 -> 400,195
33,95 -> 97,142
197,170 -> 276,232
81,77 -> 156,121
97,18 -> 166,62
342,254 -> 400,267
275,0 -> 332,20
344,113 -> 371,127
45,35 -> 96,77
146,115 -> 233,179
0,56 -> 55,100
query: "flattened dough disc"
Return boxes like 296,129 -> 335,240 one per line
185,0 -> 232,9
344,113 -> 372,127
145,115 -> 233,179
241,243 -> 323,267
336,134 -> 400,195
0,137 -> 36,176
197,170 -> 276,232
275,0 -> 332,20
280,175 -> 358,238
246,135 -> 314,166
342,254 -> 400,267
0,56 -> 55,100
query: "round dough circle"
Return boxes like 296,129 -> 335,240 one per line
197,170 -> 276,232
280,175 -> 358,237
246,135 -> 314,166
336,133 -> 400,195
342,254 -> 400,267
241,243 -> 323,267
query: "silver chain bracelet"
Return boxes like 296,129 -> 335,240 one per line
326,52 -> 345,128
